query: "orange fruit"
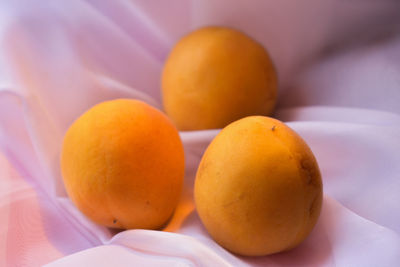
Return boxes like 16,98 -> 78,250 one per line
194,116 -> 323,256
162,26 -> 278,131
60,99 -> 185,229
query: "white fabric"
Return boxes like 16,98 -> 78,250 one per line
0,0 -> 400,266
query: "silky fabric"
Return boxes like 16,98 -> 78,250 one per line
0,0 -> 400,266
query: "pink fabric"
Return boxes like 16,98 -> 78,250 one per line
0,0 -> 400,266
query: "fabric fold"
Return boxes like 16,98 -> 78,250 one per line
0,0 -> 400,266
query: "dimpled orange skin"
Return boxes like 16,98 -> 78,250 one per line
61,99 -> 185,230
194,116 -> 323,256
162,26 -> 278,131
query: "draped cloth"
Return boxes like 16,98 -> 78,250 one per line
0,1 -> 400,266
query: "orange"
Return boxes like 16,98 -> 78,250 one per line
194,116 -> 323,256
60,99 -> 185,229
162,26 -> 278,131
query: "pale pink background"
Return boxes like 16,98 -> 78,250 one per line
1,0 -> 400,266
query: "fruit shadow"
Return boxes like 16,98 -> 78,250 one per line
179,208 -> 333,266
243,219 -> 333,266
